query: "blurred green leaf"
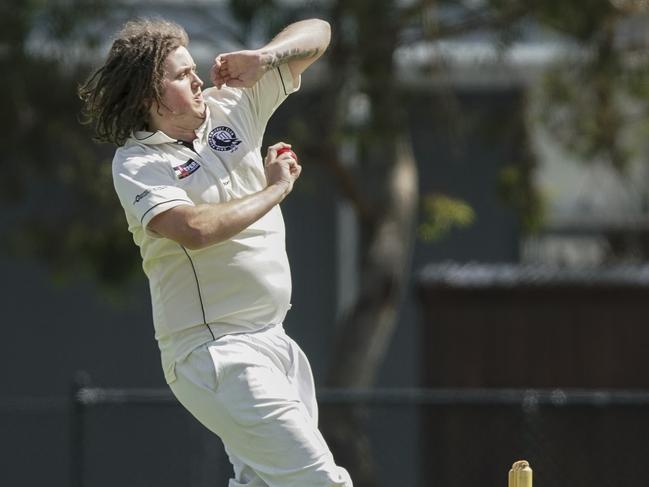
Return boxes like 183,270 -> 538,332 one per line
418,193 -> 475,242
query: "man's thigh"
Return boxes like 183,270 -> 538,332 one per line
170,338 -> 352,487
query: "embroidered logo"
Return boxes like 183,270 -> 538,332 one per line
173,159 -> 201,179
133,186 -> 165,205
133,189 -> 150,204
208,126 -> 242,153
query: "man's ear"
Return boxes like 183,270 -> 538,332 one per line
143,97 -> 154,113
145,98 -> 165,119
142,98 -> 158,132
146,86 -> 173,121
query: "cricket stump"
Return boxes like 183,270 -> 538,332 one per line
508,460 -> 532,487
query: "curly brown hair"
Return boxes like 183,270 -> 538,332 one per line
78,19 -> 189,146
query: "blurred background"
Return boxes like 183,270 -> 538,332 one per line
4,0 -> 649,486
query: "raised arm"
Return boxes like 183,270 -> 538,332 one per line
210,18 -> 331,88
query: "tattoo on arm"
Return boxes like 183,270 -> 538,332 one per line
264,47 -> 320,71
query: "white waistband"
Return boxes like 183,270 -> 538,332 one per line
158,322 -> 281,384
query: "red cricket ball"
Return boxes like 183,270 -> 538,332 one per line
276,146 -> 298,162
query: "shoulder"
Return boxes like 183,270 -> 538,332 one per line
112,142 -> 166,176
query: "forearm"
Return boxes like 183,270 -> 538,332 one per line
210,18 -> 330,88
154,183 -> 288,250
259,19 -> 331,72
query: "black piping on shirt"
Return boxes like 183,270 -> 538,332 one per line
277,67 -> 289,96
140,199 -> 192,224
181,246 -> 215,340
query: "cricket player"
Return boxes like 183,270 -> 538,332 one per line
79,17 -> 352,487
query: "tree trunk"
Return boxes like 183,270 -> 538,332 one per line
326,138 -> 419,389
321,136 -> 419,487
303,1 -> 420,484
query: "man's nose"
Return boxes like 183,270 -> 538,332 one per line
193,72 -> 204,88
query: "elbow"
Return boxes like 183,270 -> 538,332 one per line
181,223 -> 212,250
318,18 -> 331,33
317,19 -> 331,47
148,206 -> 220,250
304,18 -> 330,49
181,216 -> 228,250
181,235 -> 206,251
175,216 -> 209,250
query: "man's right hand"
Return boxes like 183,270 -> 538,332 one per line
211,50 -> 266,89
264,142 -> 302,198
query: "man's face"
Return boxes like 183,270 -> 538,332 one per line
152,46 -> 205,128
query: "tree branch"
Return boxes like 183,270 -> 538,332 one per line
307,145 -> 375,224
400,3 -> 533,43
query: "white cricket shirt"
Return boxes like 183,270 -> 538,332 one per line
112,65 -> 300,382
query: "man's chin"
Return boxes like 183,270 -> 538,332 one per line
190,105 -> 206,124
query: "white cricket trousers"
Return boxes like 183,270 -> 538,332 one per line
169,324 -> 353,487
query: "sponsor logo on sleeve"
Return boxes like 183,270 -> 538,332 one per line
133,186 -> 165,205
208,126 -> 242,153
173,159 -> 201,179
134,189 -> 150,204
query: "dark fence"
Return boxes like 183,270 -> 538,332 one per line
417,262 -> 649,487
68,378 -> 649,487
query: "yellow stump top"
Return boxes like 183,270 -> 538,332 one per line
508,460 -> 533,487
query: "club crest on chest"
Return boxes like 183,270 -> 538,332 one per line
208,126 -> 242,153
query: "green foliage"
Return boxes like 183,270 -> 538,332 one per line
498,164 -> 545,233
418,193 -> 475,242
1,1 -> 141,287
540,66 -> 623,169
536,10 -> 649,173
535,0 -> 617,40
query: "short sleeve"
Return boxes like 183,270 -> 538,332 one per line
112,152 -> 195,238
244,64 -> 301,135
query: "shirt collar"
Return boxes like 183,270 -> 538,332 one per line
131,130 -> 176,145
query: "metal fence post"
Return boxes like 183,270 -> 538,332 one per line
70,371 -> 91,487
